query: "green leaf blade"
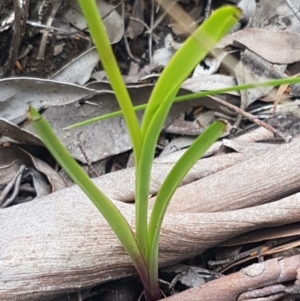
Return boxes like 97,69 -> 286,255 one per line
147,121 -> 226,285
175,76 -> 300,101
148,120 -> 226,244
28,107 -> 146,273
141,6 -> 241,135
135,6 -> 240,260
66,76 -> 300,130
77,0 -> 142,164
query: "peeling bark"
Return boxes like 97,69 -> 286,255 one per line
161,255 -> 300,301
1,139 -> 300,300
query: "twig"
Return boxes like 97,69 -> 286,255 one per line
77,143 -> 100,177
137,291 -> 145,301
26,21 -> 89,40
130,17 -> 160,42
149,0 -> 155,63
209,237 -> 294,270
37,0 -> 62,60
129,0 -> 156,63
102,0 -> 125,20
155,0 -> 197,34
285,0 -> 300,22
130,17 -> 151,32
151,0 -> 180,32
122,3 -> 140,63
209,96 -> 292,142
17,44 -> 33,60
27,20 -> 79,33
2,0 -> 21,76
20,0 -> 30,38
204,0 -> 213,19
2,0 -> 30,73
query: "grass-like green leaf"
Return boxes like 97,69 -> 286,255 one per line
147,121 -> 226,288
30,2 -> 244,300
141,6 -> 241,135
135,6 -> 241,259
65,76 -> 300,130
77,0 -> 142,163
28,107 -> 148,285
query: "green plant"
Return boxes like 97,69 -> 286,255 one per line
29,3 -> 240,301
65,76 -> 300,130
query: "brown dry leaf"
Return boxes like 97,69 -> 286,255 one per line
216,28 -> 300,64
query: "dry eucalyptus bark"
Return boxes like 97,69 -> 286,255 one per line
161,255 -> 300,301
1,138 -> 300,300
1,191 -> 300,301
160,137 -> 300,213
87,140 -> 275,202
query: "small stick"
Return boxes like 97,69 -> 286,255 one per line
17,44 -> 33,60
209,96 -> 292,142
29,0 -> 122,41
37,0 -> 62,60
129,16 -> 157,63
122,3 -> 140,63
20,0 -> 30,38
77,143 -> 100,177
149,0 -> 155,63
285,0 -> 300,22
2,0 -> 21,76
102,0 -> 125,20
204,0 -> 213,19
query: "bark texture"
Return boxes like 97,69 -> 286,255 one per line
1,139 -> 300,300
161,255 -> 300,301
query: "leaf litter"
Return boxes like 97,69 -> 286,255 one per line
1,0 -> 300,300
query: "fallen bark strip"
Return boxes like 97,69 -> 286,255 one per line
1,189 -> 300,300
91,139 -> 276,202
1,138 -> 299,300
160,255 -> 300,301
158,137 -> 300,213
220,222 -> 300,247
